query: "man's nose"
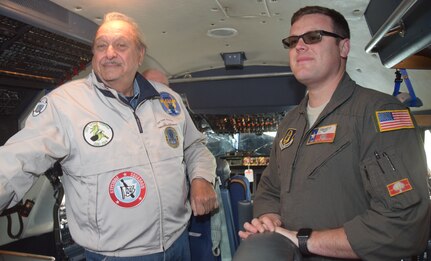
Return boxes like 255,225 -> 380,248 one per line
295,37 -> 308,51
106,45 -> 117,58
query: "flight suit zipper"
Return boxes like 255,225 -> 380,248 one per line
290,110 -> 328,191
289,116 -> 309,192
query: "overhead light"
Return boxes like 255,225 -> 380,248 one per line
207,28 -> 238,38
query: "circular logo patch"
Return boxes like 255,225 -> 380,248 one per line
83,121 -> 114,147
32,97 -> 48,117
109,172 -> 146,208
164,127 -> 179,148
159,92 -> 181,116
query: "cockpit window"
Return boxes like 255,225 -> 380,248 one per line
206,132 -> 275,157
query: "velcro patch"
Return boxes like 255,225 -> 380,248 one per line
279,128 -> 296,150
376,109 -> 414,132
160,92 -> 181,116
307,124 -> 336,145
387,178 -> 413,197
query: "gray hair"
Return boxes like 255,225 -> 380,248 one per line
96,12 -> 147,51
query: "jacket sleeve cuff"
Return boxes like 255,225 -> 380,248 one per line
192,175 -> 215,185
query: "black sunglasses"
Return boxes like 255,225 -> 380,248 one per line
282,30 -> 345,49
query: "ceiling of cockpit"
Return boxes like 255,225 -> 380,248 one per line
48,0 -> 430,111
0,0 -> 429,113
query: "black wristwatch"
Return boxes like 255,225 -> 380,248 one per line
297,228 -> 313,256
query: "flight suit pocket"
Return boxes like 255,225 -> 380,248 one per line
360,151 -> 420,210
306,138 -> 351,178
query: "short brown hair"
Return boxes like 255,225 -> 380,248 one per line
291,6 -> 350,39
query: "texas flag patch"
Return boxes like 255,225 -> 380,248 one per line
387,178 -> 413,197
307,124 -> 337,145
376,109 -> 414,132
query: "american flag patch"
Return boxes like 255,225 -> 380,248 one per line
376,109 -> 414,132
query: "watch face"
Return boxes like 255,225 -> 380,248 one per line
297,228 -> 312,238
297,228 -> 313,256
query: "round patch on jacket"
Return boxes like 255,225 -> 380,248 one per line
164,127 -> 179,148
32,97 -> 48,117
109,172 -> 146,208
83,121 -> 114,147
159,92 -> 181,116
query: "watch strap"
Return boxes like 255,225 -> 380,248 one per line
297,228 -> 312,256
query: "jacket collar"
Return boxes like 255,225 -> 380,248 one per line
298,73 -> 356,116
92,71 -> 160,102
321,73 -> 356,116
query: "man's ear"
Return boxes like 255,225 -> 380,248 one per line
340,38 -> 350,59
138,48 -> 146,66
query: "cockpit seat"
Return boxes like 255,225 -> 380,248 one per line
216,157 -> 231,187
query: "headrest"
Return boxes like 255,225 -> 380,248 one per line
216,158 -> 231,186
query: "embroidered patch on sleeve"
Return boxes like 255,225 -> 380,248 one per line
159,92 -> 181,116
375,109 -> 414,132
387,178 -> 413,197
32,97 -> 48,117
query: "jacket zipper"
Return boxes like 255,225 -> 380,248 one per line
132,110 -> 143,133
133,99 -> 165,251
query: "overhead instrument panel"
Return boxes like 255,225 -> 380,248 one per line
170,66 -> 306,134
0,0 -> 97,143
202,113 -> 285,134
0,14 -> 93,85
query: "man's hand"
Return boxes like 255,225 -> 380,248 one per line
239,213 -> 282,239
190,178 -> 218,216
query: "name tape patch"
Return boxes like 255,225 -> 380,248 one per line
307,124 -> 337,145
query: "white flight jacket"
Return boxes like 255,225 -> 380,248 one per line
0,71 -> 216,257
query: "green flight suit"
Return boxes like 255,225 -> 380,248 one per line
254,73 -> 430,261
